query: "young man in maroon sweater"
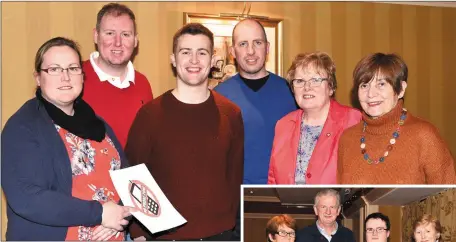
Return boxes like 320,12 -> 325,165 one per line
125,23 -> 244,240
83,3 -> 153,148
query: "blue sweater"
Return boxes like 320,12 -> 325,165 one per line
1,98 -> 128,241
215,73 -> 296,184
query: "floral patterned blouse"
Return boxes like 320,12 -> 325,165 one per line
55,125 -> 124,241
294,122 -> 323,185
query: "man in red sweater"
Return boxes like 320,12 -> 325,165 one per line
83,3 -> 153,148
125,23 -> 244,240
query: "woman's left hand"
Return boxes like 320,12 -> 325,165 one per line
92,225 -> 120,241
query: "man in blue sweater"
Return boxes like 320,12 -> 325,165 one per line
215,19 -> 296,184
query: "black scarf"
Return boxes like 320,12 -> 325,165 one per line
36,89 -> 106,142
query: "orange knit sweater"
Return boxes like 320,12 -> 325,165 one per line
337,100 -> 456,184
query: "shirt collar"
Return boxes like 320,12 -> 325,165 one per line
89,51 -> 135,88
316,220 -> 338,237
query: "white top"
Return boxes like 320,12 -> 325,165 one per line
316,220 -> 339,242
89,51 -> 135,89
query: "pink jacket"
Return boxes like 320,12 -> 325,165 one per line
268,100 -> 361,184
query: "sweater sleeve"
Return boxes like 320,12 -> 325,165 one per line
125,105 -> 154,239
419,124 -> 456,184
1,120 -> 103,227
125,106 -> 153,167
228,109 -> 244,208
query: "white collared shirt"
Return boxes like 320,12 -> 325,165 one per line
316,220 -> 338,242
89,51 -> 135,89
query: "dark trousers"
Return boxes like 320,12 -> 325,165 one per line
232,205 -> 241,241
149,229 -> 235,241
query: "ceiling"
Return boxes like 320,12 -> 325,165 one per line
244,187 -> 448,216
385,2 -> 456,8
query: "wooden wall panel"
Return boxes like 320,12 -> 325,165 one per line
2,2 -> 456,240
429,8 -> 444,133
379,206 -> 402,242
442,8 -> 456,154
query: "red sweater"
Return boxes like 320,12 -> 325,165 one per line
82,61 -> 153,148
125,90 -> 244,240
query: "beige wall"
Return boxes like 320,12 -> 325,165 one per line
2,2 -> 456,240
379,206 -> 402,242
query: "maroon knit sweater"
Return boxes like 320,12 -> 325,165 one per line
125,90 -> 244,240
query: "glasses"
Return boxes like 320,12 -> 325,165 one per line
40,66 -> 83,76
292,77 -> 328,88
276,230 -> 296,238
366,228 -> 388,233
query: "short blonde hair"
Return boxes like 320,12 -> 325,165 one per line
286,51 -> 337,96
413,214 -> 441,240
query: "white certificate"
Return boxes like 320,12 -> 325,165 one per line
109,164 -> 187,234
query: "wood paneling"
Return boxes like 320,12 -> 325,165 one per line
379,206 -> 402,242
2,2 -> 456,240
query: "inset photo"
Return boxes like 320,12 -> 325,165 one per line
242,186 -> 456,242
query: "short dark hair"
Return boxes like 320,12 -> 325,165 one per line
34,37 -> 83,73
353,53 -> 408,97
364,212 -> 391,242
365,212 -> 391,231
266,214 -> 297,242
172,23 -> 214,54
96,3 -> 137,34
232,18 -> 268,44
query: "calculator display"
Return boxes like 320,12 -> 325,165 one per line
130,183 -> 142,203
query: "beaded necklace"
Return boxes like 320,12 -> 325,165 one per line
360,108 -> 407,164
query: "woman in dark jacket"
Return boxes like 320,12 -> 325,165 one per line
1,37 -> 134,241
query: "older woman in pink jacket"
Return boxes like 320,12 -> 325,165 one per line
268,52 -> 361,184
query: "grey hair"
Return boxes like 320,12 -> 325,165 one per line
314,189 -> 341,207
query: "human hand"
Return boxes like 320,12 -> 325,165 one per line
101,201 -> 136,231
91,225 -> 119,241
133,236 -> 147,241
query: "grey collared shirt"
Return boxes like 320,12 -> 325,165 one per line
316,221 -> 338,242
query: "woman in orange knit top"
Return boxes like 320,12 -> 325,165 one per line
337,53 -> 456,184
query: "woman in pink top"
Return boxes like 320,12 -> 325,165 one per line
268,52 -> 361,184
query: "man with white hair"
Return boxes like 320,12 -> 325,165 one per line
296,189 -> 355,242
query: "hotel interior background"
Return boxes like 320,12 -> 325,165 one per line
2,2 -> 456,240
244,187 -> 456,242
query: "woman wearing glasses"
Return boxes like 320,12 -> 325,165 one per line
1,37 -> 134,240
268,52 -> 361,184
266,214 -> 297,242
337,53 -> 456,184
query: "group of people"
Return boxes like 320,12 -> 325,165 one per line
1,1 -> 456,241
266,189 -> 444,242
